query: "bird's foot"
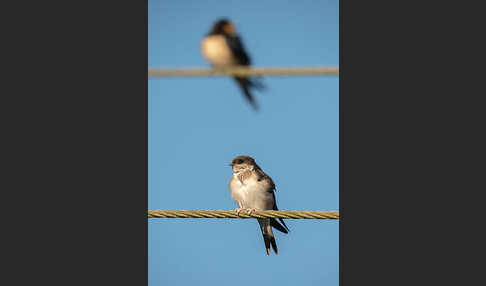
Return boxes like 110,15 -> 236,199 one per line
235,208 -> 244,216
247,208 -> 257,215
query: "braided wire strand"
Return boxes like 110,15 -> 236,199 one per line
148,210 -> 339,219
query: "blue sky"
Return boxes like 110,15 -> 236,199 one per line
148,0 -> 339,285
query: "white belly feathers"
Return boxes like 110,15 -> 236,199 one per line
230,173 -> 273,210
201,35 -> 236,66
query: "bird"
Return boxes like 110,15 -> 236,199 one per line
228,155 -> 289,255
201,18 -> 265,111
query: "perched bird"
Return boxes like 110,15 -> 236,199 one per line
228,155 -> 289,255
201,18 -> 265,111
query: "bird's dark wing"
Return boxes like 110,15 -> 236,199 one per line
254,166 -> 290,234
225,34 -> 266,111
271,193 -> 290,233
225,35 -> 251,66
255,166 -> 275,190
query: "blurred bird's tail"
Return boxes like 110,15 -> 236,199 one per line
248,76 -> 265,91
233,77 -> 259,111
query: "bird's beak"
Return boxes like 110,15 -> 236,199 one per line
228,163 -> 233,167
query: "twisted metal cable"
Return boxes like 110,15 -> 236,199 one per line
148,210 -> 339,219
148,66 -> 339,78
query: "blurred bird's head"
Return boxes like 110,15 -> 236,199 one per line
229,155 -> 256,172
209,18 -> 236,36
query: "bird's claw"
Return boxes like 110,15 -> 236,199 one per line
235,208 -> 244,216
235,208 -> 256,216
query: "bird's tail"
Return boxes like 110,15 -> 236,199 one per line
233,77 -> 259,111
258,218 -> 278,255
248,76 -> 265,91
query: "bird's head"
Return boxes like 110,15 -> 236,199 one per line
229,155 -> 256,172
209,18 -> 236,36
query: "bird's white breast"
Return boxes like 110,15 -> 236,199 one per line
229,173 -> 274,210
201,35 -> 236,66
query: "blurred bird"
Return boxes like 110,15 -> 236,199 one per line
201,18 -> 265,111
228,155 -> 289,255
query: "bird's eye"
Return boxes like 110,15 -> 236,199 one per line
235,159 -> 243,164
